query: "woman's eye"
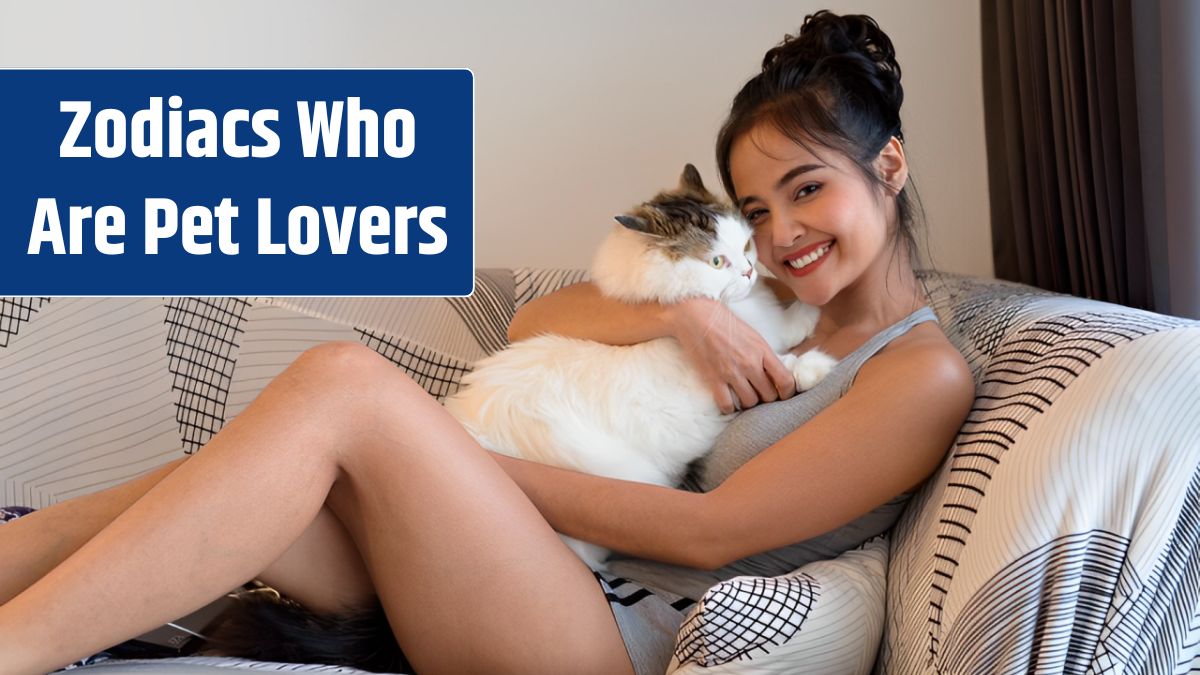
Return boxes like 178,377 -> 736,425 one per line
794,183 -> 821,200
744,209 -> 767,225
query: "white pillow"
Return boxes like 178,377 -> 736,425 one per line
667,536 -> 887,675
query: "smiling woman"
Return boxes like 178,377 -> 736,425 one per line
728,127 -> 909,310
506,10 -> 973,675
0,10 -> 972,675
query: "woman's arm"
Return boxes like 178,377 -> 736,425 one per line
494,454 -> 715,569
508,281 -> 797,412
507,282 -> 675,346
496,338 -> 974,570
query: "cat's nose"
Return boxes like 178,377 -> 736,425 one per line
742,267 -> 754,279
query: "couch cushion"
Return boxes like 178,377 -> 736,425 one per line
668,536 -> 888,675
882,274 -> 1200,673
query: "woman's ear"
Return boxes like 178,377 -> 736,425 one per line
874,136 -> 908,194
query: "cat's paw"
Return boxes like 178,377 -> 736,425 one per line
781,349 -> 838,391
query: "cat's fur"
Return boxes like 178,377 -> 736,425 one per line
442,164 -> 836,569
201,165 -> 836,671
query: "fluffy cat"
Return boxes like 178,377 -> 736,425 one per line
443,164 -> 836,569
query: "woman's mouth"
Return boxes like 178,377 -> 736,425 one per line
782,241 -> 834,277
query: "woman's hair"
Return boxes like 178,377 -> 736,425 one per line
716,10 -> 927,270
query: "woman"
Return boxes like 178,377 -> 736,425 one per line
0,11 -> 972,675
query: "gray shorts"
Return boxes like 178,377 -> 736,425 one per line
595,572 -> 694,675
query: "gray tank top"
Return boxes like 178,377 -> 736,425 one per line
606,305 -> 940,601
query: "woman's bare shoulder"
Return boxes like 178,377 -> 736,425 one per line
858,321 -> 973,406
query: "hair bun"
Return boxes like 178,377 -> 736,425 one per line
762,11 -> 904,139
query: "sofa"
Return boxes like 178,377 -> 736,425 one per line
2,269 -> 1198,674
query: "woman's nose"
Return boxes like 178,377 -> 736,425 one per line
772,215 -> 806,248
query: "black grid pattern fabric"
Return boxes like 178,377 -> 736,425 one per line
356,329 -> 471,401
164,298 -> 250,454
0,297 -> 50,348
674,573 -> 818,667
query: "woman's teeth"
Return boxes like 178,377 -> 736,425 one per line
786,243 -> 831,270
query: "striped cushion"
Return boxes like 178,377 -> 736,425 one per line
882,273 -> 1200,674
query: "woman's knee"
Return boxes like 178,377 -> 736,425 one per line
286,341 -> 437,456
290,341 -> 423,405
295,341 -> 390,379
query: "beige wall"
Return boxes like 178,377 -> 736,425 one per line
0,0 -> 993,276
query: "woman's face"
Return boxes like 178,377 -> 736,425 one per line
729,123 -> 896,308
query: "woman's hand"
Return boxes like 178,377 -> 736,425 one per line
670,297 -> 796,413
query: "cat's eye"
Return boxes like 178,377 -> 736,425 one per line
710,255 -> 728,268
744,241 -> 752,253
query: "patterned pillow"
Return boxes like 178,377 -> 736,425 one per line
881,278 -> 1200,673
667,536 -> 888,675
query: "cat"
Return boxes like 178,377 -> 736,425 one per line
201,164 -> 836,671
442,163 -> 836,569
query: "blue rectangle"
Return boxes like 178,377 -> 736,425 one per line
0,69 -> 474,296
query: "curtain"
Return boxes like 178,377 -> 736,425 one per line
1154,0 -> 1200,319
981,0 -> 1152,310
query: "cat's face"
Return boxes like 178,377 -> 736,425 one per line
615,165 -> 759,302
686,214 -> 758,301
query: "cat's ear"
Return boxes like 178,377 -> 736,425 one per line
615,214 -> 651,233
679,164 -> 708,193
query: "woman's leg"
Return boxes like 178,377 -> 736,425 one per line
0,456 -> 374,615
255,502 -> 375,613
0,342 -> 634,675
0,458 -> 186,605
